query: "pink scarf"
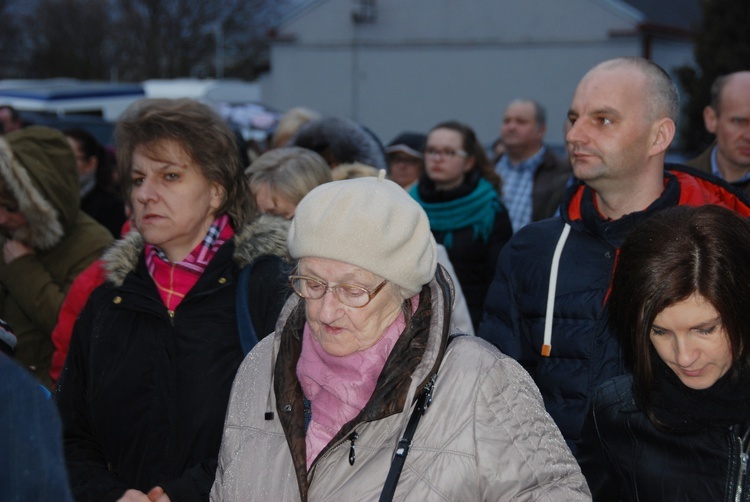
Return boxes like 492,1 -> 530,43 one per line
296,310 -> 407,469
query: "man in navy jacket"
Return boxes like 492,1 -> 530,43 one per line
478,57 -> 750,452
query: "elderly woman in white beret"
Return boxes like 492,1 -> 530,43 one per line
210,172 -> 591,501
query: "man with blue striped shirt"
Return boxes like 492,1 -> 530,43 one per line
495,99 -> 571,232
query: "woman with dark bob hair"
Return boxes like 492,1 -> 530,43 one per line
577,204 -> 750,501
55,99 -> 291,502
210,171 -> 590,501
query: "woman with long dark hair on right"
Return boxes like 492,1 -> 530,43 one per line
577,204 -> 750,501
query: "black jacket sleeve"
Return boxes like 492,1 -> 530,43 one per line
576,384 -> 626,501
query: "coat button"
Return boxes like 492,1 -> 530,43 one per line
218,277 -> 227,284
604,251 -> 612,259
283,404 -> 292,412
113,296 -> 122,304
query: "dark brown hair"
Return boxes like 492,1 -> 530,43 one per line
115,98 -> 254,227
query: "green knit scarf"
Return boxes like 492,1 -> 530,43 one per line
409,178 -> 500,249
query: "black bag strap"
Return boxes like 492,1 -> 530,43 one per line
378,377 -> 432,502
378,333 -> 465,502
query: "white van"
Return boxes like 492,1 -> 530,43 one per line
0,79 -> 145,121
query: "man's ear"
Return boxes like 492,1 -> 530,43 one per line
703,105 -> 718,135
649,118 -> 676,157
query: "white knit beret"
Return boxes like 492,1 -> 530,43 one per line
288,171 -> 437,297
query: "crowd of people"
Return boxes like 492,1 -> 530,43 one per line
0,57 -> 749,501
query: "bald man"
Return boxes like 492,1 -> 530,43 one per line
479,58 -> 750,451
687,71 -> 750,195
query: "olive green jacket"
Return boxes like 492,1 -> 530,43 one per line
0,127 -> 112,386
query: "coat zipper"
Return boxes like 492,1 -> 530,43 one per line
735,428 -> 750,502
307,427 -> 360,487
310,375 -> 438,477
348,431 -> 359,465
738,452 -> 748,502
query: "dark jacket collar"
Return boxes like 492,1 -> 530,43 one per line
560,163 -> 750,247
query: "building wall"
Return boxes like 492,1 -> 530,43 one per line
281,0 -> 639,43
262,0 -> 695,149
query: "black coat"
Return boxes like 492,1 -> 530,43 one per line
577,375 -> 750,502
433,212 -> 511,331
55,217 -> 291,502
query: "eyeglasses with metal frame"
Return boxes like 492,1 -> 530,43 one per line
288,272 -> 388,308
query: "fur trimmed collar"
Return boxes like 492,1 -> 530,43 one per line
0,135 -> 65,250
102,214 -> 291,286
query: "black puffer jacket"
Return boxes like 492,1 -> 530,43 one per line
55,215 -> 291,502
577,374 -> 750,502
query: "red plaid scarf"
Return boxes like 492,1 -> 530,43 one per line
145,214 -> 234,311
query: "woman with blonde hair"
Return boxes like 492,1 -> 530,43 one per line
246,146 -> 331,219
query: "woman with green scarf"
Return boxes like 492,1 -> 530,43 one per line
409,120 -> 511,331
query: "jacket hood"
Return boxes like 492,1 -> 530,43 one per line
0,126 -> 80,249
101,214 -> 291,286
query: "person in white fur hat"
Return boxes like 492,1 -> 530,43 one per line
211,171 -> 591,502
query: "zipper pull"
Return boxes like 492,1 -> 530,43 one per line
348,431 -> 359,466
737,451 -> 748,501
423,373 -> 437,410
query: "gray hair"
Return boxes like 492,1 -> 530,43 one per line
508,98 -> 547,128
